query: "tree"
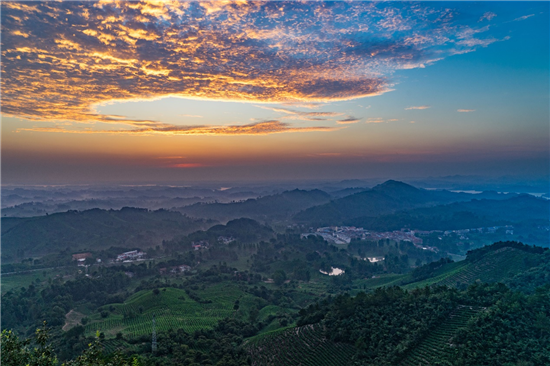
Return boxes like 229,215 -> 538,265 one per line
272,270 -> 287,286
0,322 -> 57,366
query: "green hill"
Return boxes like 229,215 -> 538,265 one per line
294,281 -> 550,365
245,323 -> 356,366
205,218 -> 275,243
178,189 -> 331,223
84,284 -> 244,338
1,208 -> 207,262
399,305 -> 485,366
402,242 -> 547,290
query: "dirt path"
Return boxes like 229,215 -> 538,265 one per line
63,309 -> 85,331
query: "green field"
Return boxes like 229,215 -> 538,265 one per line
245,323 -> 356,366
84,284 -> 245,338
1,268 -> 62,294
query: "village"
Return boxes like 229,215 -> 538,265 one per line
302,224 -> 516,252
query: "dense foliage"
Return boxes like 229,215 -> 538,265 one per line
296,283 -> 550,365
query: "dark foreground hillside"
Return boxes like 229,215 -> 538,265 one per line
265,284 -> 550,366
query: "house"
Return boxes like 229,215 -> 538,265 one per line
192,240 -> 209,251
116,250 -> 146,262
178,264 -> 191,272
72,252 -> 92,261
77,258 -> 87,267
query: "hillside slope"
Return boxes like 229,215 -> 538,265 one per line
402,242 -> 547,290
245,323 -> 356,366
1,208 -> 207,262
178,189 -> 331,223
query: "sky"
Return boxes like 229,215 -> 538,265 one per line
1,1 -> 549,184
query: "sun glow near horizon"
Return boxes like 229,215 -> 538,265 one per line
1,1 -> 548,183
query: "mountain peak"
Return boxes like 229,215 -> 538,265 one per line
373,180 -> 418,192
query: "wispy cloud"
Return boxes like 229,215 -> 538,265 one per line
170,163 -> 204,169
514,14 -> 535,21
308,153 -> 342,157
281,102 -> 325,110
179,114 -> 203,118
405,106 -> 431,110
457,109 -> 476,113
479,12 -> 497,22
365,118 -> 384,124
337,117 -> 361,124
364,118 -> 399,124
17,120 -> 340,136
1,1 -> 510,132
258,106 -> 343,121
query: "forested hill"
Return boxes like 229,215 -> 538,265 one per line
345,194 -> 550,231
401,241 -> 549,290
286,284 -> 550,366
164,218 -> 276,252
1,208 -> 208,263
293,180 -> 517,226
177,189 -> 331,223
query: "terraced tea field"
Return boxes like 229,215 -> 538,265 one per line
400,305 -> 484,366
404,247 -> 536,289
85,284 -> 244,338
437,247 -> 533,286
245,323 -> 356,366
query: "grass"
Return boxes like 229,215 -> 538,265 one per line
1,268 -> 60,294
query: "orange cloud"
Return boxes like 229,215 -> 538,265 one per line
17,120 -> 340,136
258,106 -> 343,121
1,1 -> 504,133
405,106 -> 431,110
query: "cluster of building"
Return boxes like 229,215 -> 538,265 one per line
159,264 -> 192,275
441,225 -> 514,237
116,250 -> 146,262
304,223 -> 518,249
363,230 -> 423,245
218,236 -> 236,244
303,226 -> 423,245
192,240 -> 209,251
302,226 -> 366,244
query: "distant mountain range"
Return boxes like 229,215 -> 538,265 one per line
3,180 -> 548,263
177,189 -> 331,223
294,180 -> 523,226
